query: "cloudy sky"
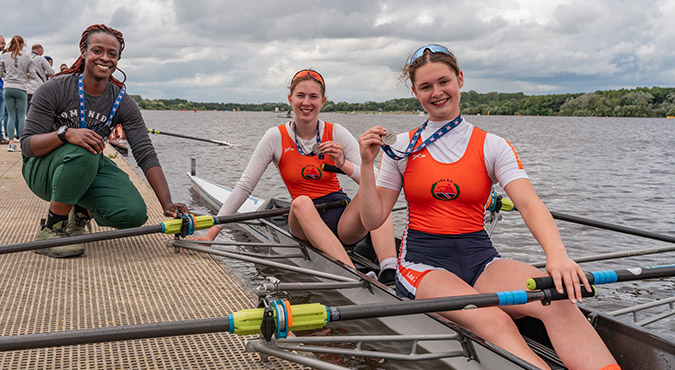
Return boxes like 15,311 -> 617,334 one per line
2,0 -> 673,104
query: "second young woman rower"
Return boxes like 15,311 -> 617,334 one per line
196,69 -> 398,283
357,45 -> 619,370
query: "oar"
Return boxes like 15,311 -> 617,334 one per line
0,200 -> 347,255
549,211 -> 675,245
531,244 -> 675,267
485,192 -> 675,245
147,128 -> 234,146
321,163 -> 345,175
526,264 -> 675,290
0,286 -> 594,351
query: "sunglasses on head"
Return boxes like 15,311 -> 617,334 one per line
409,44 -> 453,65
292,69 -> 325,85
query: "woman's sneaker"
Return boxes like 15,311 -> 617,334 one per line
35,220 -> 85,258
7,143 -> 17,152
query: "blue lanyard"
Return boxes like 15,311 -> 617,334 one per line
78,74 -> 126,132
381,114 -> 463,160
292,120 -> 324,159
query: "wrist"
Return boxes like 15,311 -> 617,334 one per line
56,126 -> 69,143
337,154 -> 347,168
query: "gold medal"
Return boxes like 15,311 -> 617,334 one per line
382,131 -> 397,146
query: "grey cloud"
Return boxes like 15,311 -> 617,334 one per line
2,0 -> 674,103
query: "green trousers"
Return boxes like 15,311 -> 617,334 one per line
22,144 -> 148,229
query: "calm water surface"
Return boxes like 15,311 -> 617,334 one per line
131,111 -> 674,350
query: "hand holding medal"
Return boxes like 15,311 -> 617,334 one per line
315,141 -> 347,168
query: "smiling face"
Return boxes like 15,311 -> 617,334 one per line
81,32 -> 121,81
412,61 -> 464,121
288,80 -> 326,124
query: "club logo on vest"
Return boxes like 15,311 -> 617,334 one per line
301,165 -> 322,180
431,179 -> 460,201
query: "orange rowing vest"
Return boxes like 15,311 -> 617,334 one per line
403,126 -> 492,234
277,122 -> 342,200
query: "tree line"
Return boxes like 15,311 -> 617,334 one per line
130,86 -> 675,117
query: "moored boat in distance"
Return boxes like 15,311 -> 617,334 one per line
187,173 -> 675,370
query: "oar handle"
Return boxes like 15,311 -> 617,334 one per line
321,163 -> 346,175
526,264 -> 675,290
333,287 -> 595,321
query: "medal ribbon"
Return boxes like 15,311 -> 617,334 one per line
292,120 -> 324,159
381,114 -> 463,160
78,74 -> 126,137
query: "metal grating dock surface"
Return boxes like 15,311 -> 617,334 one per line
0,146 -> 308,369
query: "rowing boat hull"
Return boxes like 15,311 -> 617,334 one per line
188,173 -> 675,369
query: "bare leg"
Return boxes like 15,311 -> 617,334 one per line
337,192 -> 396,263
49,201 -> 73,217
475,260 -> 617,370
416,269 -> 550,369
369,214 -> 396,262
288,196 -> 354,268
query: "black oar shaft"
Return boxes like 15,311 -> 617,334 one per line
0,317 -> 230,352
527,265 -> 675,290
0,201 -> 347,255
147,129 -> 231,146
0,287 -> 591,351
550,211 -> 675,244
212,200 -> 346,225
0,225 -> 163,254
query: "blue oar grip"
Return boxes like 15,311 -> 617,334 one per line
497,290 -> 529,305
590,270 -> 618,284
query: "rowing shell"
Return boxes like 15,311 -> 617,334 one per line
188,173 -> 675,369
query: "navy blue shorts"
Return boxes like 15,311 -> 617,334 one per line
311,190 -> 350,236
396,229 -> 500,299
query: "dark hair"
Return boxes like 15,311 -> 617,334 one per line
401,47 -> 460,88
289,69 -> 326,97
53,24 -> 126,87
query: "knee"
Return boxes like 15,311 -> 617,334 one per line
290,196 -> 317,218
98,202 -> 148,229
536,300 -> 583,322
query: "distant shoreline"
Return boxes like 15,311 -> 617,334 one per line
131,86 -> 675,118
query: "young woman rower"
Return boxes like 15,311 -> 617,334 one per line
356,45 -> 620,370
196,69 -> 398,282
21,24 -> 188,258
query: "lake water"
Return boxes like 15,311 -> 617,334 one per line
130,111 -> 674,348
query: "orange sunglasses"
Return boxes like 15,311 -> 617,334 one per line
291,69 -> 325,85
